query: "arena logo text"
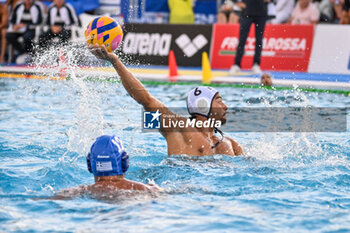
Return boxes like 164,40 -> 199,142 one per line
122,32 -> 172,56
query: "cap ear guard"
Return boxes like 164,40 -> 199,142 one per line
86,153 -> 92,173
121,151 -> 129,173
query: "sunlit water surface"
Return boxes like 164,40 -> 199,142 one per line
0,74 -> 349,232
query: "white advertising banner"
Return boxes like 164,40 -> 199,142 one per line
308,25 -> 350,74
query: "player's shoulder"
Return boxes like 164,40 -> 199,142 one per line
225,135 -> 244,155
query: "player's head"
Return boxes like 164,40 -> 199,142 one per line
86,135 -> 129,177
260,73 -> 273,86
299,0 -> 311,8
24,0 -> 34,6
54,0 -> 65,8
187,86 -> 228,124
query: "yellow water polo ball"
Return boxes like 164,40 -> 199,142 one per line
85,16 -> 123,52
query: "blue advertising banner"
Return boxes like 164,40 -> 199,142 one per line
194,0 -> 217,24
40,0 -> 99,15
145,0 -> 169,12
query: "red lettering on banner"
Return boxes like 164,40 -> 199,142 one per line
210,24 -> 314,71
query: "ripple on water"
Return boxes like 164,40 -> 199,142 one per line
0,73 -> 349,232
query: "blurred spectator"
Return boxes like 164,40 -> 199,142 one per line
168,0 -> 195,24
313,0 -> 334,22
340,0 -> 350,23
0,2 -> 7,63
289,0 -> 320,24
229,0 -> 270,75
39,0 -> 99,15
39,0 -> 78,49
0,0 -> 20,63
330,0 -> 343,22
267,0 -> 276,19
37,0 -> 50,13
217,0 -> 244,24
270,0 -> 295,24
5,0 -> 21,13
6,0 -> 44,63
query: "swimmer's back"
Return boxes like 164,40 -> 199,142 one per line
52,182 -> 161,200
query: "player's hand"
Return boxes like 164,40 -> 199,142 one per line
88,44 -> 117,63
221,5 -> 232,11
13,23 -> 25,31
236,2 -> 246,9
51,25 -> 62,34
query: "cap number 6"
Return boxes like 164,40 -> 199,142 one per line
194,88 -> 202,96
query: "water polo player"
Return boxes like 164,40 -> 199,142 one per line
89,44 -> 244,156
53,135 -> 161,199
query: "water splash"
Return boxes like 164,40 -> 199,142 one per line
65,71 -> 104,158
32,44 -> 109,161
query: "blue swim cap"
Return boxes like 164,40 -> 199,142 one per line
86,135 -> 129,176
187,86 -> 219,118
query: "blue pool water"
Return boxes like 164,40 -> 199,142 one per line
0,76 -> 349,232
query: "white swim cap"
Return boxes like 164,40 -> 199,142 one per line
187,86 -> 219,118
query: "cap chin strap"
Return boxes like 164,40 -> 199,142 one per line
190,115 -> 224,149
212,127 -> 224,149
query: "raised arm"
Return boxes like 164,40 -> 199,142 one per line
89,45 -> 164,110
89,45 -> 187,136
